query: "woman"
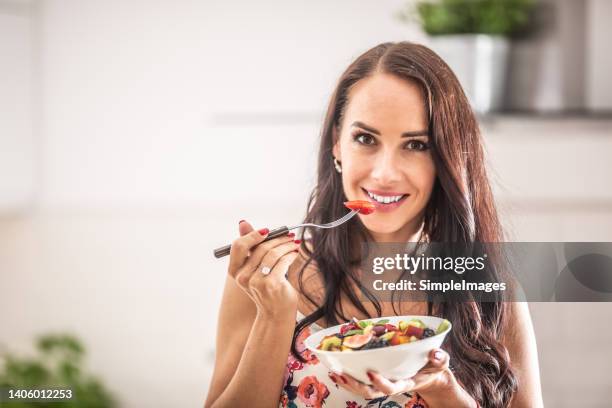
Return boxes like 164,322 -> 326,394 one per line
204,42 -> 543,408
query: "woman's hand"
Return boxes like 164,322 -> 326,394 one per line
227,220 -> 300,319
329,349 -> 477,407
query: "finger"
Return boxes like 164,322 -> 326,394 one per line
228,227 -> 269,275
243,235 -> 296,272
258,240 -> 300,276
238,220 -> 253,236
409,370 -> 439,392
329,373 -> 361,396
340,372 -> 386,400
328,373 -> 352,392
235,236 -> 296,287
367,371 -> 415,395
408,349 -> 451,392
424,348 -> 450,372
249,251 -> 297,288
411,348 -> 450,375
267,251 -> 298,279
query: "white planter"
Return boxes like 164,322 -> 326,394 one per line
428,34 -> 509,114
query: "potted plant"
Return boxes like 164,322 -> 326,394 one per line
401,0 -> 535,113
0,333 -> 117,407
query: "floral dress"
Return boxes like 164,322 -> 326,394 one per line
279,311 -> 428,408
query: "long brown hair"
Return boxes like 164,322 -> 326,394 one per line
292,42 -> 517,408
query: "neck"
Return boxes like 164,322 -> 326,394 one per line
369,215 -> 425,243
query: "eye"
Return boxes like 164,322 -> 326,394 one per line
354,133 -> 376,146
404,139 -> 429,151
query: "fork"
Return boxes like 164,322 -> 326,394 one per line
213,209 -> 359,258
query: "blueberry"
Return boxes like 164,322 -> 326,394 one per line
423,328 -> 435,338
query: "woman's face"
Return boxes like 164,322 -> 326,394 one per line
333,73 -> 436,241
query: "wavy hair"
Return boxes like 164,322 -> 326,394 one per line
291,42 -> 517,408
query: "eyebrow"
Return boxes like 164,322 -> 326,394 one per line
351,121 -> 429,137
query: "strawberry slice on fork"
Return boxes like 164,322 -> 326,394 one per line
344,200 -> 376,215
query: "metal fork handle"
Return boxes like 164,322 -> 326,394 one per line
213,210 -> 359,259
213,226 -> 290,258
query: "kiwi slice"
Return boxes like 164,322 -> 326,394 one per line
407,319 -> 427,329
321,336 -> 342,351
357,320 -> 372,329
436,319 -> 451,334
374,319 -> 390,325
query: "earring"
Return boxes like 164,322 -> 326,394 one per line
333,157 -> 342,173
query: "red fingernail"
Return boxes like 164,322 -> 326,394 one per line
434,351 -> 442,360
294,239 -> 301,244
340,375 -> 348,384
287,232 -> 295,238
367,372 -> 374,381
239,220 -> 246,224
258,228 -> 269,236
293,249 -> 299,253
329,374 -> 337,383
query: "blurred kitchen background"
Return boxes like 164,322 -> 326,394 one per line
1,0 -> 611,406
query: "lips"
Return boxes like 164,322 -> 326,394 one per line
364,188 -> 407,197
361,188 -> 409,212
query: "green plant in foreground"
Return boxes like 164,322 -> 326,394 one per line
402,0 -> 536,36
0,334 -> 116,407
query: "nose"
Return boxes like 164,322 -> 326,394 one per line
370,149 -> 402,185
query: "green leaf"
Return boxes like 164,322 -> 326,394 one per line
409,0 -> 536,36
3,357 -> 50,386
375,319 -> 390,325
2,333 -> 116,407
37,334 -> 84,356
357,320 -> 372,328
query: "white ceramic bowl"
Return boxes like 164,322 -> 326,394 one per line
304,315 -> 452,385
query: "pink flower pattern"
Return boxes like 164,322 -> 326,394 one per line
278,319 -> 429,408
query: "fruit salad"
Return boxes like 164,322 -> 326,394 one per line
317,318 -> 450,352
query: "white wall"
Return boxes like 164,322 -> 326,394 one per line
483,117 -> 612,242
37,0 -> 421,211
3,1 -> 424,407
1,1 -> 612,407
0,0 -> 36,212
588,0 -> 612,110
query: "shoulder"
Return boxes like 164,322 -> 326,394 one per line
501,302 -> 544,407
500,302 -> 534,355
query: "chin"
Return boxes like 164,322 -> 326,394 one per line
359,218 -> 407,236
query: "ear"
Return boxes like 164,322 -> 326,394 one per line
332,126 -> 341,161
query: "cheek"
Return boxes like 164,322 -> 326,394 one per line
342,167 -> 370,193
341,155 -> 371,182
411,159 -> 437,196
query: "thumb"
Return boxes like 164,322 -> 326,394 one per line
427,348 -> 450,370
239,220 -> 254,236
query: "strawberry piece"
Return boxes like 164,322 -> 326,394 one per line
340,324 -> 356,335
404,325 -> 424,338
344,200 -> 376,215
385,324 -> 398,332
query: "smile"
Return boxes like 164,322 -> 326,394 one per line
362,188 -> 409,209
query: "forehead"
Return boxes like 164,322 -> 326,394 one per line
342,73 -> 428,132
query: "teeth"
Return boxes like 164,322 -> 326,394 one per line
366,191 -> 404,204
